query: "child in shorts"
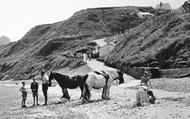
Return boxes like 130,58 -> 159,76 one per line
19,81 -> 27,108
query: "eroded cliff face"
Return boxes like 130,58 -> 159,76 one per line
105,12 -> 190,69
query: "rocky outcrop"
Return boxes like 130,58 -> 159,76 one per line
0,36 -> 10,46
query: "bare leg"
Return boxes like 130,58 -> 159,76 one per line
23,100 -> 26,107
21,100 -> 24,107
36,95 -> 39,105
33,96 -> 35,105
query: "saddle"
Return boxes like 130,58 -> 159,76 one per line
94,71 -> 109,84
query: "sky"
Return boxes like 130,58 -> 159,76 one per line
0,0 -> 186,41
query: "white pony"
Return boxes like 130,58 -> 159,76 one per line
81,70 -> 124,103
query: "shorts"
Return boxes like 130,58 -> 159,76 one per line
22,92 -> 27,100
32,91 -> 38,97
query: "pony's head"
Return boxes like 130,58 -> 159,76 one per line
41,70 -> 45,77
117,70 -> 124,84
48,71 -> 55,86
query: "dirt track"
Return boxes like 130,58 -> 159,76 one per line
1,60 -> 190,119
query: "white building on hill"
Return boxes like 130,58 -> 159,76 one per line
155,2 -> 172,10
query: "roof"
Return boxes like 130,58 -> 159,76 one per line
86,42 -> 97,46
155,2 -> 172,10
75,47 -> 92,53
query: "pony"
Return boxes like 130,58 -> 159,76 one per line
79,70 -> 124,103
48,71 -> 88,100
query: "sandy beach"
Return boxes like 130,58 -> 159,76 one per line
0,77 -> 190,119
1,60 -> 190,119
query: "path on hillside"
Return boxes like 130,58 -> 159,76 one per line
92,38 -> 107,47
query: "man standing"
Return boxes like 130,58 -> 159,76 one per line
41,70 -> 49,105
31,77 -> 39,106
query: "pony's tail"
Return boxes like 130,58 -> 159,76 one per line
82,74 -> 90,100
83,74 -> 88,82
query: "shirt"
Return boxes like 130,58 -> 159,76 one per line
141,76 -> 149,86
31,82 -> 38,92
20,86 -> 27,96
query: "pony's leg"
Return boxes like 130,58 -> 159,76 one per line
106,81 -> 112,100
102,86 -> 107,99
65,89 -> 70,100
62,88 -> 70,100
85,84 -> 91,102
106,85 -> 111,100
82,85 -> 88,103
79,86 -> 84,99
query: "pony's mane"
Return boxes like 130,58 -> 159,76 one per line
50,72 -> 71,81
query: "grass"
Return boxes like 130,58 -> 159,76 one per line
105,12 -> 190,70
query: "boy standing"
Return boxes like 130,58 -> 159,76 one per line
19,81 -> 27,108
31,78 -> 39,106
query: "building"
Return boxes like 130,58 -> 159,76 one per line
137,12 -> 154,19
155,2 -> 172,10
86,42 -> 99,59
181,0 -> 190,13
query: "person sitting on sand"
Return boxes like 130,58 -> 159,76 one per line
31,77 -> 39,106
41,70 -> 49,105
140,70 -> 152,88
19,81 -> 27,108
135,86 -> 156,107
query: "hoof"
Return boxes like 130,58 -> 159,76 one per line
106,97 -> 111,100
82,100 -> 88,104
79,96 -> 83,100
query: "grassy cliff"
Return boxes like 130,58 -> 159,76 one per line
105,12 -> 190,69
0,6 -> 154,80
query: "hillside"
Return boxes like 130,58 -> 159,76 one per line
0,36 -> 10,46
0,6 -> 155,80
104,12 -> 190,69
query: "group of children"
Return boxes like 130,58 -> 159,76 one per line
19,71 -> 50,108
19,78 -> 39,108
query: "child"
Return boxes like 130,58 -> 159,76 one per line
19,81 -> 27,108
31,78 -> 39,106
140,70 -> 152,88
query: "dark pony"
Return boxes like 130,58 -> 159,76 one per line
48,71 -> 88,100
